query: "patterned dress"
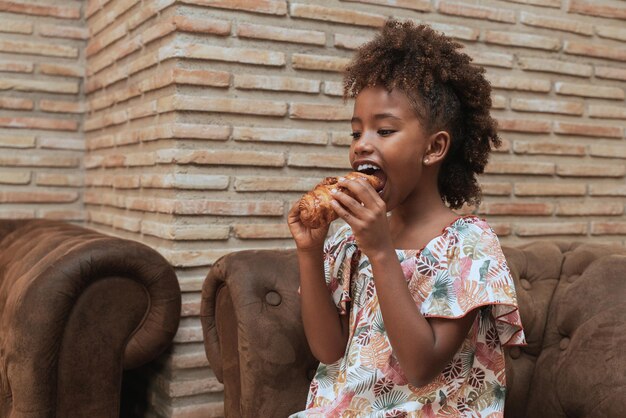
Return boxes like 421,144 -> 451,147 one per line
290,215 -> 526,418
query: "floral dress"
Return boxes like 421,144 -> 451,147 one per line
290,215 -> 526,418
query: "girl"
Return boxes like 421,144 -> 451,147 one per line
288,19 -> 525,417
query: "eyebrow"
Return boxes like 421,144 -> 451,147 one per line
351,113 -> 403,123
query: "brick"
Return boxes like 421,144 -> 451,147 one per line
589,184 -> 626,196
113,216 -> 142,233
468,51 -> 513,68
237,22 -> 325,45
173,200 -> 284,216
0,78 -> 79,94
514,182 -> 586,196
589,144 -> 626,159
38,137 -> 84,151
324,81 -> 343,97
520,12 -> 592,35
517,57 -> 592,78
39,210 -> 85,221
484,31 -> 561,51
555,82 -> 624,100
0,19 -> 32,34
178,0 -> 287,15
141,21 -> 177,45
234,224 -> 292,239
140,174 -> 230,190
166,350 -> 210,369
0,1 -> 80,19
141,221 -> 230,241
0,134 -> 35,148
232,127 -> 327,145
342,0 -> 430,12
596,66 -> 626,82
484,161 -> 555,175
0,209 -> 35,219
290,3 -> 386,27
173,15 -> 231,35
86,24 -> 128,57
88,211 -> 114,227
331,131 -> 353,147
0,190 -> 78,203
588,105 -> 626,120
173,68 -> 230,87
36,173 -> 82,187
292,54 -> 350,73
511,98 -> 583,115
0,117 -> 78,131
478,202 -> 554,216
596,25 -> 626,42
234,74 -> 319,94
591,222 -> 626,235
557,163 -> 626,178
490,223 -> 512,236
501,0 -> 560,7
0,171 -> 30,185
569,0 -> 626,20
496,118 -> 551,134
288,153 -> 351,169
290,102 -> 352,121
113,175 -> 140,189
438,1 -> 516,23
427,22 -> 480,41
0,97 -> 33,110
514,141 -> 586,156
0,61 -> 33,73
234,176 -> 319,192
334,33 -> 370,50
84,155 -> 105,169
492,95 -> 507,109
89,0 -> 139,36
481,182 -> 512,196
39,100 -> 84,114
494,138 -> 512,153
557,202 -> 624,216
124,196 -> 176,213
0,40 -> 77,58
554,121 -> 624,139
156,149 -> 285,167
564,41 -> 626,63
165,96 -> 287,117
39,24 -> 89,40
516,222 -> 588,236
39,63 -> 83,78
164,43 -> 285,66
125,0 -> 174,31
486,74 -> 551,92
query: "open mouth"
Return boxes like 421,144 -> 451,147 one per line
356,163 -> 387,194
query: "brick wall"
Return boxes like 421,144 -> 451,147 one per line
0,0 -> 86,221
2,0 -> 626,416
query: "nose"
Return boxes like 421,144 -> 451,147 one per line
353,132 -> 375,156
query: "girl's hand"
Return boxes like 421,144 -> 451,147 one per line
330,177 -> 393,257
288,200 -> 330,252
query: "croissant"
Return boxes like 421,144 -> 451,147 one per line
298,172 -> 384,229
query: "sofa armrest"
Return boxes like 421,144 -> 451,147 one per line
201,249 -> 318,418
0,219 -> 181,418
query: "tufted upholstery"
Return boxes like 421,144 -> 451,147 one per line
0,219 -> 181,418
201,241 -> 626,418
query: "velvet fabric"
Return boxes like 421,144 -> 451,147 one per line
0,219 -> 181,418
201,241 -> 626,418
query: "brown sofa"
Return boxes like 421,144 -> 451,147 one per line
0,219 -> 181,418
201,241 -> 626,418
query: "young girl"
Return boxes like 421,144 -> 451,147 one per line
288,19 -> 525,417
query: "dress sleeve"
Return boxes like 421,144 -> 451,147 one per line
411,221 -> 526,346
322,224 -> 359,315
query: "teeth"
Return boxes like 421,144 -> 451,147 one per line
356,163 -> 380,172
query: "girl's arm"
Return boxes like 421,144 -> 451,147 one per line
369,250 -> 477,387
297,248 -> 350,364
287,201 -> 349,364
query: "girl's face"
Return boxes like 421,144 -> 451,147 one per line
349,86 -> 433,212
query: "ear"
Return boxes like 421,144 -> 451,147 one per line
423,130 -> 451,166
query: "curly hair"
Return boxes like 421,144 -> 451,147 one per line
343,19 -> 500,210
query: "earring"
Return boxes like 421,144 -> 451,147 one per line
423,157 -> 429,164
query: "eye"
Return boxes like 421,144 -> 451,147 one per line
351,131 -> 362,140
378,129 -> 395,137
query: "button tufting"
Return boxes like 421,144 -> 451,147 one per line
307,369 -> 316,381
509,346 -> 521,359
265,291 -> 282,306
520,279 -> 532,290
567,275 -> 579,283
560,337 -> 570,350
